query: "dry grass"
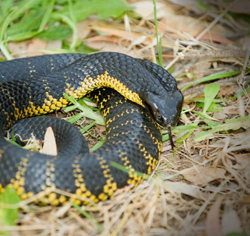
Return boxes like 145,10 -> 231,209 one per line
0,0 -> 250,235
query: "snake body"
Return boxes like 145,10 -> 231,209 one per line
0,53 -> 183,205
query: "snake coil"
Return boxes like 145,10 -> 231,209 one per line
0,53 -> 183,205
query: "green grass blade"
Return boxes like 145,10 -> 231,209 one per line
0,11 -> 14,41
67,0 -> 77,49
63,93 -> 105,125
153,0 -> 163,67
181,71 -> 240,92
67,112 -> 85,124
212,115 -> 250,133
37,23 -> 72,40
0,0 -> 14,19
0,41 -> 12,60
194,116 -> 250,141
194,111 -> 215,120
7,31 -> 40,42
51,12 -> 76,33
90,138 -> 105,152
194,131 -> 214,142
203,83 -> 220,113
58,0 -> 131,22
8,0 -> 42,21
110,161 -> 149,179
80,122 -> 96,134
0,0 -> 43,40
38,0 -> 55,32
0,187 -> 20,232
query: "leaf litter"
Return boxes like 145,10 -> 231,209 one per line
0,0 -> 250,235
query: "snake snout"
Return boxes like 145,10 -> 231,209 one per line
141,89 -> 183,128
162,89 -> 183,128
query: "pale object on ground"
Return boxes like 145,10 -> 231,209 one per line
182,167 -> 226,185
222,201 -> 242,235
27,38 -> 47,57
40,127 -> 57,156
205,195 -> 223,236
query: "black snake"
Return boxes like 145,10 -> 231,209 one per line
0,53 -> 183,205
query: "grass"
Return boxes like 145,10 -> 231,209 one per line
0,0 -> 250,235
153,0 -> 163,67
63,93 -> 105,126
181,70 -> 241,92
0,0 -> 131,58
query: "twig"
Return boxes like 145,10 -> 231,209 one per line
182,75 -> 250,97
238,49 -> 250,87
192,177 -> 230,224
179,49 -> 246,60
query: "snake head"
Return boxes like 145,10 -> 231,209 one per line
140,89 -> 183,128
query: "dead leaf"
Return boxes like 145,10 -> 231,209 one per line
130,1 -> 175,20
97,125 -> 106,133
76,21 -> 90,40
205,195 -> 224,236
127,35 -> 148,50
90,26 -> 153,45
68,21 -> 90,45
164,181 -> 207,200
8,41 -> 29,58
214,0 -> 250,15
84,41 -> 140,57
182,167 -> 226,185
46,40 -> 62,50
85,35 -> 126,45
213,112 -> 227,121
238,36 -> 250,51
221,201 -> 242,235
40,127 -> 57,156
234,153 -> 250,182
199,32 -> 232,44
235,153 -> 250,167
190,60 -> 211,79
159,13 -> 231,42
241,195 -> 250,204
168,0 -> 205,14
218,86 -> 237,96
27,38 -> 47,57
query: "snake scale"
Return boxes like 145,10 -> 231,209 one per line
0,53 -> 183,205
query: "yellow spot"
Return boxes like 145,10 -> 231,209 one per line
59,195 -> 67,203
49,193 -> 57,202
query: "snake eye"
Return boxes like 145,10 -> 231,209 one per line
155,110 -> 162,122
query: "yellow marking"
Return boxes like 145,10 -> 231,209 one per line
64,71 -> 143,107
71,158 -> 99,204
136,140 -> 161,175
118,151 -> 144,187
3,71 -> 144,130
10,155 -> 31,199
0,67 -> 163,205
0,149 -> 3,158
96,155 -> 116,198
45,159 -> 56,189
0,183 -> 5,193
59,195 -> 67,203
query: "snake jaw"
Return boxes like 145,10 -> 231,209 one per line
140,89 -> 183,128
